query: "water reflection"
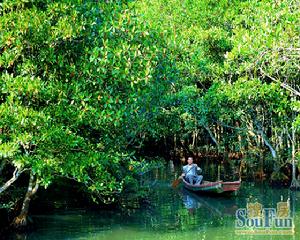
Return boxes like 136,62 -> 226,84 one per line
181,188 -> 239,217
181,189 -> 201,214
4,166 -> 300,240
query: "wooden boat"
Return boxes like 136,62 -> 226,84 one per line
221,181 -> 241,193
182,178 -> 241,195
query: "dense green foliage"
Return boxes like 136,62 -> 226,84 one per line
0,0 -> 299,227
135,0 -> 300,161
0,0 -> 166,216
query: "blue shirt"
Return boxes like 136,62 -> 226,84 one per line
183,164 -> 202,176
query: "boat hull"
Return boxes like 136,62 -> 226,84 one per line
221,181 -> 241,193
182,178 -> 241,195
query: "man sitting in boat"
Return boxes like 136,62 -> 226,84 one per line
181,157 -> 203,185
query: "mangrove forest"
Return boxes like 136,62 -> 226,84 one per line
0,0 -> 300,239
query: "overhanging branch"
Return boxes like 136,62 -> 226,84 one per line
0,167 -> 29,194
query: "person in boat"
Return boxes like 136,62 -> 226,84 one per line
181,157 -> 203,185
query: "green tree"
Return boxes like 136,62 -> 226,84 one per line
0,0 -> 165,227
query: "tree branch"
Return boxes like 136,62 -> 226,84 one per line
0,167 -> 26,194
204,125 -> 219,146
213,119 -> 277,158
256,129 -> 277,158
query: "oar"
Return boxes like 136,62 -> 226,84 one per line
172,177 -> 182,188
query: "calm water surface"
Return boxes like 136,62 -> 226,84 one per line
7,165 -> 300,240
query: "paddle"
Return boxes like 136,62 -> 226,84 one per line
172,178 -> 182,188
172,164 -> 196,188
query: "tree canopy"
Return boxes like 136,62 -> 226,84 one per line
0,0 -> 299,228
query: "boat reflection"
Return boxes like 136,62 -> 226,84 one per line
181,188 -> 239,216
181,189 -> 203,215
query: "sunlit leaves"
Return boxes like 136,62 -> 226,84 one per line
0,0 -> 163,202
0,142 -> 19,158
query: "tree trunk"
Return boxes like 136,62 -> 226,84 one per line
192,130 -> 196,148
0,159 -> 5,175
12,171 -> 39,229
290,127 -> 300,190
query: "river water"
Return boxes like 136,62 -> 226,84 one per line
6,165 -> 300,240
